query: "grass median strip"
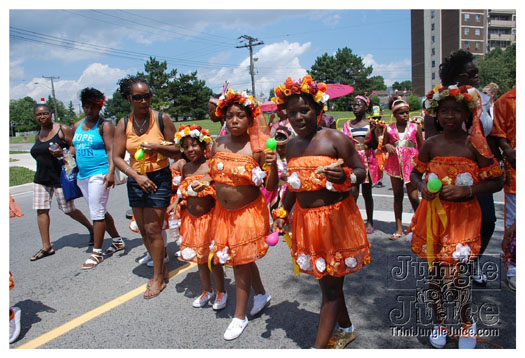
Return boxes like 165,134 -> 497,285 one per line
17,262 -> 196,349
10,166 -> 35,186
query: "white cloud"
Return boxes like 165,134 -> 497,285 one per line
362,54 -> 411,87
202,40 -> 311,101
10,63 -> 133,108
10,59 -> 25,81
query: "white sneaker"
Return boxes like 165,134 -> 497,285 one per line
9,306 -> 21,344
429,325 -> 447,348
224,316 -> 248,340
458,321 -> 477,349
147,255 -> 169,267
192,291 -> 215,308
138,253 -> 152,265
250,292 -> 271,316
213,291 -> 228,310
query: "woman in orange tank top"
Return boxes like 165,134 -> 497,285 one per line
113,76 -> 179,299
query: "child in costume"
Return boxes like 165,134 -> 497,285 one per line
271,75 -> 370,349
195,89 -> 278,340
407,84 -> 502,349
166,125 -> 228,310
343,94 -> 379,234
370,104 -> 386,188
382,97 -> 424,240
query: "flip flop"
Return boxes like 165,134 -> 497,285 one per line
30,248 -> 55,261
390,233 -> 404,241
366,227 -> 375,234
144,282 -> 166,299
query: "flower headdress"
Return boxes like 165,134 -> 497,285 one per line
215,89 -> 261,119
271,75 -> 330,110
423,84 -> 479,117
174,124 -> 211,147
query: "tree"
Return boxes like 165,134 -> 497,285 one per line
478,44 -> 516,96
46,95 -> 69,125
63,101 -> 78,125
369,76 -> 387,91
9,97 -> 38,133
392,80 -> 412,91
268,88 -> 275,101
406,94 -> 422,112
309,47 -> 375,111
104,88 -> 131,123
169,71 -> 214,120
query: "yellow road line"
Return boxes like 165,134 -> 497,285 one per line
17,263 -> 196,349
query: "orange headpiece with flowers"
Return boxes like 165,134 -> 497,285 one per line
424,84 -> 492,158
215,88 -> 269,153
271,75 -> 329,111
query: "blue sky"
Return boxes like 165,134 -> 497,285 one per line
9,6 -> 413,111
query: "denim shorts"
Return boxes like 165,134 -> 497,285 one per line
127,166 -> 172,208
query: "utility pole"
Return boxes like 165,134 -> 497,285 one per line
236,35 -> 264,96
42,75 -> 60,122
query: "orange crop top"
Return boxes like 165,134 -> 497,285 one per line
125,111 -> 169,173
412,156 -> 502,185
209,152 -> 267,187
178,174 -> 216,199
286,156 -> 356,192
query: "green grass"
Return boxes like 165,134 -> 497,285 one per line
10,134 -> 35,144
9,158 -> 19,162
10,166 -> 35,186
10,150 -> 29,154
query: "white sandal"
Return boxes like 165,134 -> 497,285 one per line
103,238 -> 125,255
82,253 -> 103,269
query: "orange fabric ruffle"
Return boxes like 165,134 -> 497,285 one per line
479,159 -> 503,181
9,272 -> 14,290
9,194 -> 23,218
209,152 -> 263,187
412,156 -> 427,174
286,156 -> 354,192
179,208 -> 215,264
408,156 -> 489,265
291,195 -> 370,279
179,174 -> 216,199
409,199 -> 481,264
211,194 -> 269,266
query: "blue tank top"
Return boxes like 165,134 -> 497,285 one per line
72,118 -> 109,179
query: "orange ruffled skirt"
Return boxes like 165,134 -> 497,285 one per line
179,208 -> 215,264
409,198 -> 482,264
211,194 -> 269,266
292,195 -> 370,279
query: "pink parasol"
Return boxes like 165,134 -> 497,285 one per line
260,83 -> 354,112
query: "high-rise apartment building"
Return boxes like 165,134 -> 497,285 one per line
411,9 -> 516,96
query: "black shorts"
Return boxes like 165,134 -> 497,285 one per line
127,166 -> 172,208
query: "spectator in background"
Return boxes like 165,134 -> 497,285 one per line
29,103 -> 93,261
482,82 -> 499,119
489,87 -> 516,291
320,105 -> 336,129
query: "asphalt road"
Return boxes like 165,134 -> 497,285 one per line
9,164 -> 514,349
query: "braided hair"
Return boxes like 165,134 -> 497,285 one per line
439,49 -> 474,86
118,76 -> 150,99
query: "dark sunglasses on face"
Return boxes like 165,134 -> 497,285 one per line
131,93 -> 152,102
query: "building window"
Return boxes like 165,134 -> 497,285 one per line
431,23 -> 435,31
464,13 -> 470,21
475,14 -> 481,23
431,48 -> 435,55
432,72 -> 436,80
512,28 -> 516,35
464,41 -> 470,49
431,10 -> 435,18
432,35 -> 435,43
464,27 -> 470,35
475,42 -> 480,50
432,60 -> 435,68
475,28 -> 480,36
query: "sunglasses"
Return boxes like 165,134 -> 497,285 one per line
130,93 -> 152,102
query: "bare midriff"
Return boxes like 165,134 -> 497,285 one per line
295,189 -> 349,209
186,196 -> 216,217
215,183 -> 261,210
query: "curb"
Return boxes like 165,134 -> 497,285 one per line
10,183 -> 33,195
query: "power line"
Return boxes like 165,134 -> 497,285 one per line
236,35 -> 264,96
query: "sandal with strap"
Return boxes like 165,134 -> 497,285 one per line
103,238 -> 125,255
390,233 -> 404,241
81,253 -> 103,270
30,247 -> 55,261
144,282 -> 166,299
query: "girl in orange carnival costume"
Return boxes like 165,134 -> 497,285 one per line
167,125 -> 228,310
271,75 -> 370,349
194,89 -> 278,341
407,84 -> 502,349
